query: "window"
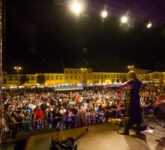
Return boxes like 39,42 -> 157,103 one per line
60,76 -> 62,80
56,76 -> 58,80
46,76 -> 50,80
8,76 -> 12,81
50,76 -> 54,80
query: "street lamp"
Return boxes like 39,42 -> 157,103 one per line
127,65 -> 135,71
69,0 -> 85,16
81,68 -> 87,86
13,66 -> 22,74
81,68 -> 87,72
13,66 -> 22,87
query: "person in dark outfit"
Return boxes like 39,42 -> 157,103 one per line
118,71 -> 144,135
10,112 -> 19,139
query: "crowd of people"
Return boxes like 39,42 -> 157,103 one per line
0,83 -> 165,138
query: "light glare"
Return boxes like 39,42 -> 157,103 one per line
120,15 -> 128,24
101,10 -> 108,19
70,0 -> 84,16
147,22 -> 152,28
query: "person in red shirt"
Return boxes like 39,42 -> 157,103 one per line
34,106 -> 44,120
34,106 -> 44,129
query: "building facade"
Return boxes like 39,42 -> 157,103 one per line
3,68 -> 165,87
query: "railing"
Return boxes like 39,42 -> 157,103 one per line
0,112 -> 123,142
0,106 -> 155,143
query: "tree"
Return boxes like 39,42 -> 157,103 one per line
36,74 -> 45,85
19,75 -> 29,85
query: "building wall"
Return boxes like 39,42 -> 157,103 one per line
3,68 -> 165,87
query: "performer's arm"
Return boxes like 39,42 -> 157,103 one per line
104,81 -> 130,90
141,82 -> 148,87
119,82 -> 130,88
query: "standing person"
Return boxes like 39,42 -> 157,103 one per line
34,106 -> 44,129
10,112 -> 19,139
118,71 -> 144,135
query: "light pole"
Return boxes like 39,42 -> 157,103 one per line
81,68 -> 87,86
13,66 -> 22,86
13,66 -> 22,74
0,0 -> 4,143
127,65 -> 135,71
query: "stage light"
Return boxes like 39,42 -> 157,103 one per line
101,10 -> 108,19
69,0 -> 84,16
120,15 -> 129,24
146,22 -> 152,29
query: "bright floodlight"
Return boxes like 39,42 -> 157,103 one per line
120,15 -> 129,24
101,10 -> 108,19
69,0 -> 84,16
146,22 -> 152,28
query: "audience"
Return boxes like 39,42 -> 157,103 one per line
0,83 -> 164,138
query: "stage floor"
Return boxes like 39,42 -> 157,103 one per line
76,124 -> 165,150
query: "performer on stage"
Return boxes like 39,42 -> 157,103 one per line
118,71 -> 144,135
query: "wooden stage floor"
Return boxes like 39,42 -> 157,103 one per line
76,124 -> 165,150
29,123 -> 165,150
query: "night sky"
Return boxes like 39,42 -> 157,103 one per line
4,0 -> 165,73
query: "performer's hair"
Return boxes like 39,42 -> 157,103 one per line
128,71 -> 137,80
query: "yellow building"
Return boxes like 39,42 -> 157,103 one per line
3,68 -> 165,87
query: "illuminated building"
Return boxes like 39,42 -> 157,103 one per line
3,68 -> 165,87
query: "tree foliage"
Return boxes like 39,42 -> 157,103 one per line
36,74 -> 45,85
20,75 -> 29,85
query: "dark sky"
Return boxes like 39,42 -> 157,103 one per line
4,0 -> 165,73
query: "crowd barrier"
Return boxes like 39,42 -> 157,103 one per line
0,105 -> 154,143
0,112 -> 123,141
